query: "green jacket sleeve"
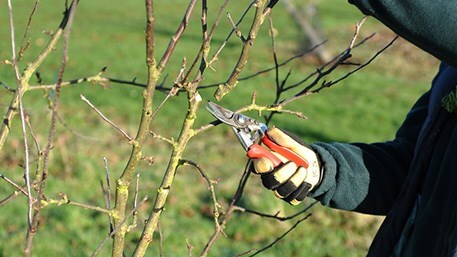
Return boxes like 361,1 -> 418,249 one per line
349,0 -> 457,67
309,89 -> 430,215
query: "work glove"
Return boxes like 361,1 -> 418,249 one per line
251,127 -> 322,205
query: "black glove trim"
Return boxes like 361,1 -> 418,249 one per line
283,182 -> 311,204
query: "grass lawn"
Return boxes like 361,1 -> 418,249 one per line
0,0 -> 438,256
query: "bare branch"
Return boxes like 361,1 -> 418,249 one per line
214,0 -> 270,100
80,94 -> 133,142
349,16 -> 368,49
91,196 -> 148,257
18,0 -> 41,60
157,0 -> 198,72
206,0 -> 256,70
103,157 -> 114,233
0,173 -> 31,198
0,0 -> 76,152
111,0 -> 162,254
25,2 -> 79,255
42,193 -> 111,215
133,90 -> 203,257
186,238 -> 194,257
180,159 -> 222,228
150,58 -> 187,120
182,0 -> 231,82
235,200 -> 317,221
7,0 -> 34,230
227,12 -> 246,42
281,35 -> 397,105
200,162 -> 252,257
127,173 -> 141,232
28,67 -> 113,90
239,213 -> 312,257
150,131 -> 176,146
0,190 -> 23,207
1,81 -> 15,92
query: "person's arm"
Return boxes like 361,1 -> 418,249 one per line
349,0 -> 457,66
309,89 -> 430,215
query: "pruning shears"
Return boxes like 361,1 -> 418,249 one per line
206,102 -> 309,169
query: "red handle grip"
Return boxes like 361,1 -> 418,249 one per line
247,144 -> 282,167
246,134 -> 309,169
262,133 -> 309,168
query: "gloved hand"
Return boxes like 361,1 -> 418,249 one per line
251,127 -> 322,205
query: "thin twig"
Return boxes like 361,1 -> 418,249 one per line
127,173 -> 140,232
180,159 -> 222,229
241,214 -> 312,257
103,157 -> 114,232
182,0 -> 231,82
158,222 -> 164,257
312,36 -> 398,94
150,131 -> 176,146
91,196 -> 148,257
1,81 -> 15,92
43,193 -> 112,215
80,94 -> 133,141
186,239 -> 194,257
227,12 -> 246,42
281,35 -> 397,105
0,0 -> 74,152
25,2 -> 79,255
7,0 -> 34,229
349,16 -> 368,49
157,0 -> 198,72
214,0 -> 269,100
206,0 -> 256,69
0,190 -> 23,206
235,200 -> 317,221
150,58 -> 187,120
18,0 -> 41,60
25,115 -> 41,156
200,161 -> 252,257
0,173 -> 30,197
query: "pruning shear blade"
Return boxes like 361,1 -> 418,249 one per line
206,101 -> 310,169
206,101 -> 266,150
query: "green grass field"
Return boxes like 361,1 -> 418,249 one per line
0,0 -> 439,256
